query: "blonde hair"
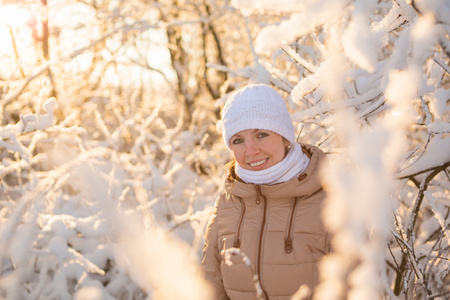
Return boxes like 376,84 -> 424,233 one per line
225,159 -> 237,181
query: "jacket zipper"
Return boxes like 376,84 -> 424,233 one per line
233,197 -> 245,248
255,185 -> 269,299
285,197 -> 298,254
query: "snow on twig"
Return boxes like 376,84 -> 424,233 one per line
223,248 -> 264,300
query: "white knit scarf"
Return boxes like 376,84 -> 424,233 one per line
235,143 -> 310,185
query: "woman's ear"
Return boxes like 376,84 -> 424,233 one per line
283,138 -> 290,147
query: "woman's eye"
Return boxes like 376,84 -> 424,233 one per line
257,132 -> 269,138
231,138 -> 244,144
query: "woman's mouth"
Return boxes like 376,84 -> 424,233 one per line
249,158 -> 268,168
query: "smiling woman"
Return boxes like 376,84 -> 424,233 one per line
201,84 -> 330,300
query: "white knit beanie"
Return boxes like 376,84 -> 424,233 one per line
221,84 -> 296,150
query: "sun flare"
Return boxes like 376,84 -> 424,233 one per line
0,3 -> 32,28
0,3 -> 36,58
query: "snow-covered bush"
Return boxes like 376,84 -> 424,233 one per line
1,0 -> 234,298
0,79 -> 222,299
0,0 -> 448,299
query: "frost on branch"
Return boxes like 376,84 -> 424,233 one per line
222,248 -> 264,300
0,67 -> 224,299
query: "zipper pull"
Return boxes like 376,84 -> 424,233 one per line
233,239 -> 241,248
285,197 -> 298,254
255,185 -> 261,204
285,237 -> 293,254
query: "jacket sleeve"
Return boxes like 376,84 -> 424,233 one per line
201,197 -> 230,300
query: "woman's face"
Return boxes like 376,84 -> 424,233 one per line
229,129 -> 289,171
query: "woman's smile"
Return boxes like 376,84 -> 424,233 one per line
248,157 -> 269,169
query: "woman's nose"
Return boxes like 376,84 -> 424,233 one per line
245,140 -> 259,156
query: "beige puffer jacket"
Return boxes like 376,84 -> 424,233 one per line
201,144 -> 330,300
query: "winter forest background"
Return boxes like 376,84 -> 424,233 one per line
0,0 -> 449,299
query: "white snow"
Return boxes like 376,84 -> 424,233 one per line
397,137 -> 450,178
0,0 -> 448,299
254,1 -> 349,54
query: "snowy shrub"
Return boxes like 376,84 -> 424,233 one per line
0,0 -> 448,299
0,81 -> 221,299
